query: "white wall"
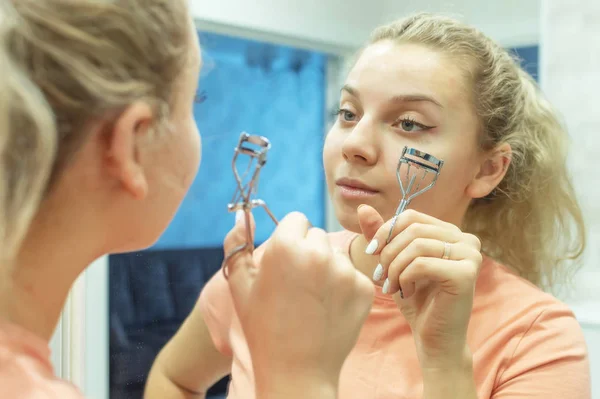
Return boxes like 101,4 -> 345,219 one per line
382,0 -> 540,47
190,0 -> 385,54
190,0 -> 540,53
540,0 -> 600,395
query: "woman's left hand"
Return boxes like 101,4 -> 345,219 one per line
358,205 -> 483,369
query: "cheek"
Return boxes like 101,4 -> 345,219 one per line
167,118 -> 201,189
183,121 -> 201,185
323,131 -> 341,172
435,154 -> 477,197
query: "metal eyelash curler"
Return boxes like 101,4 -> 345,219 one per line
221,132 -> 278,279
386,147 -> 444,244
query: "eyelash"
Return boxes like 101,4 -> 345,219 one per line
334,108 -> 434,131
195,90 -> 208,104
394,116 -> 433,130
333,108 -> 355,121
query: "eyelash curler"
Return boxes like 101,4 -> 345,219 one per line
386,147 -> 444,244
221,132 -> 278,279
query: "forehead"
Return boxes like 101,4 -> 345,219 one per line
346,41 -> 469,105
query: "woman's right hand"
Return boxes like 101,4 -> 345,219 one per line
224,211 -> 374,398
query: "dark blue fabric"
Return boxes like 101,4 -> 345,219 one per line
109,247 -> 229,399
153,32 -> 327,249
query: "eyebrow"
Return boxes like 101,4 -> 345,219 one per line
341,84 -> 443,108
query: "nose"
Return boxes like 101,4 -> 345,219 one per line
341,119 -> 378,166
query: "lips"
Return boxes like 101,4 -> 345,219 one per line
335,177 -> 378,193
335,177 -> 380,201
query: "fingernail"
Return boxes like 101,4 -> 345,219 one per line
235,210 -> 244,224
382,278 -> 390,295
372,264 -> 384,281
365,239 -> 378,255
357,204 -> 366,212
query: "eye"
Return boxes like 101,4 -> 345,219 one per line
394,117 -> 433,133
335,108 -> 357,122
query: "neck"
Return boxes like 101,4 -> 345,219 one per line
0,203 -> 104,341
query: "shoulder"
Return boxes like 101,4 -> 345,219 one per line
0,324 -> 83,398
473,257 -> 588,366
474,257 -> 575,316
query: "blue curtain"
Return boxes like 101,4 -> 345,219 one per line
510,45 -> 539,81
153,32 -> 327,249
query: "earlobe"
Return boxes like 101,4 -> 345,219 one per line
125,164 -> 149,200
466,144 -> 512,199
104,102 -> 154,200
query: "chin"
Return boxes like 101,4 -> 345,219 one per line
108,227 -> 165,254
334,206 -> 363,234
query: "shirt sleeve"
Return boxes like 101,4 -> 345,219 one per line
493,302 -> 591,398
198,242 -> 269,357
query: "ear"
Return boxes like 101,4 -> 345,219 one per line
104,102 -> 154,200
466,143 -> 512,199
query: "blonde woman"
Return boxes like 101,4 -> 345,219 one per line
0,1 -> 372,398
164,13 -> 591,399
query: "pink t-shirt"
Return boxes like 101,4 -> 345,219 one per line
0,322 -> 83,398
200,230 -> 591,398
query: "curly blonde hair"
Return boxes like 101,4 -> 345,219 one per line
0,2 -> 56,262
6,0 -> 191,189
370,13 -> 586,290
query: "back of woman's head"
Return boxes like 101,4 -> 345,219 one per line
370,13 -> 585,290
6,0 -> 191,188
0,3 -> 56,262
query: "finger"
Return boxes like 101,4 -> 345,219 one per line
357,204 -> 385,242
223,211 -> 257,312
223,210 -> 256,259
273,211 -> 312,244
377,224 -> 460,280
367,210 -> 460,255
398,257 -> 479,299
385,240 -> 477,295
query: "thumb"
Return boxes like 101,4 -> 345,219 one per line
224,210 -> 257,313
357,204 -> 385,241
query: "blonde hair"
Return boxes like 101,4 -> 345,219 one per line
370,13 -> 586,290
0,2 -> 56,262
6,0 -> 191,188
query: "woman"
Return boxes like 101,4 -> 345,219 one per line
0,1 -> 372,398
170,12 -> 591,399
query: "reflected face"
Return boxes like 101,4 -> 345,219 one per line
323,41 -> 484,232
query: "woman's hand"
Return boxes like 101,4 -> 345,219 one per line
358,205 -> 482,370
224,211 -> 374,399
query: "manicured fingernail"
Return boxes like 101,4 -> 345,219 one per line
382,278 -> 390,295
373,264 -> 384,281
365,239 -> 378,255
235,210 -> 244,224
